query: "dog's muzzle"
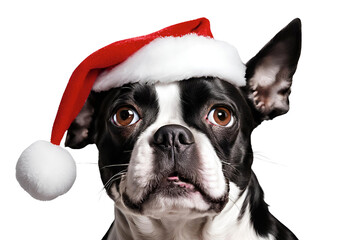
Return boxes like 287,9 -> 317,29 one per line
122,124 -> 229,214
150,124 -> 200,195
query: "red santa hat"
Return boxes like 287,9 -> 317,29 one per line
16,18 -> 246,201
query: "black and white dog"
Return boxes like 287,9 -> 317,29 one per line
65,19 -> 301,240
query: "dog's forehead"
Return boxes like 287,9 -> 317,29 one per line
108,78 -> 240,103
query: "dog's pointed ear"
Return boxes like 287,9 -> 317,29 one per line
65,93 -> 96,149
243,18 -> 301,121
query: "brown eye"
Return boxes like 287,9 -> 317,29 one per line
207,107 -> 234,127
112,107 -> 140,126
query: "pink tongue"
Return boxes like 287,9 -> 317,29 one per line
167,176 -> 180,181
167,176 -> 194,190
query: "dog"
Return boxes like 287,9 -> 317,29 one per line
65,19 -> 301,240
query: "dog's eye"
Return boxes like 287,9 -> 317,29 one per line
112,107 -> 140,126
207,107 -> 234,127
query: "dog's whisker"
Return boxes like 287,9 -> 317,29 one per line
220,161 -> 232,166
253,152 -> 273,161
103,176 -> 123,191
100,163 -> 130,170
253,152 -> 287,166
122,149 -> 134,153
228,196 -> 241,211
103,171 -> 127,190
220,160 -> 242,173
76,162 -> 98,165
103,178 -> 121,192
104,171 -> 126,187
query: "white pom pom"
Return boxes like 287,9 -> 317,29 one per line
16,140 -> 76,201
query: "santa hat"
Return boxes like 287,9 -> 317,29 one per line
16,18 -> 246,201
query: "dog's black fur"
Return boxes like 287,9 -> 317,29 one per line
65,19 -> 301,240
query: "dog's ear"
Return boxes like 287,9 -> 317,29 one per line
65,93 -> 96,149
243,18 -> 301,121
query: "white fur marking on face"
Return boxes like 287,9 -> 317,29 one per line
154,83 -> 183,125
124,83 -> 184,204
192,131 -> 227,199
125,132 -> 156,202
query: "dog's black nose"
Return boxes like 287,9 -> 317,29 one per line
153,124 -> 195,148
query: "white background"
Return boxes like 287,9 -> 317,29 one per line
1,0 -> 359,239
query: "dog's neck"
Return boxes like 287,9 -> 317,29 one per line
107,182 -> 273,240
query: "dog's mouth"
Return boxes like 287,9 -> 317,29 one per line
160,172 -> 198,193
135,171 -> 202,202
122,171 -> 229,214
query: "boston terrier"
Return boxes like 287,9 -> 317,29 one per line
65,19 -> 301,240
